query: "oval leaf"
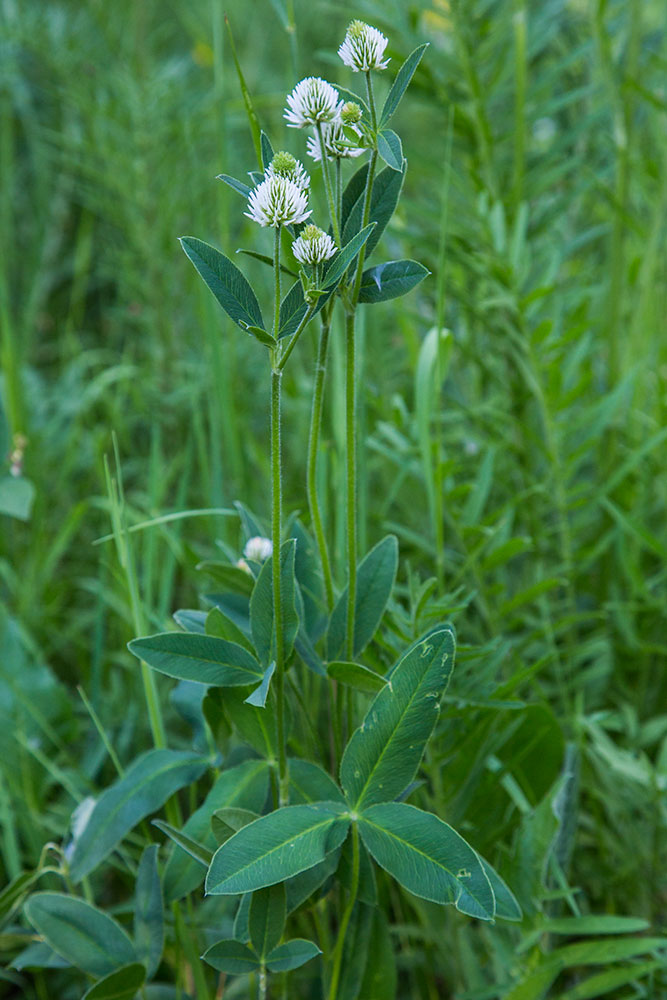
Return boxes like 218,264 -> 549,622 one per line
288,759 -> 345,805
128,632 -> 263,687
83,963 -> 147,1000
180,237 -> 265,332
380,43 -> 429,127
327,535 -> 398,661
206,803 -> 349,895
201,939 -> 260,975
134,845 -> 164,978
327,661 -> 387,694
249,882 -> 286,958
358,260 -> 429,303
376,129 -> 403,171
359,803 -> 495,920
340,627 -> 455,809
250,539 -> 299,667
23,893 -> 136,978
342,164 -> 406,259
266,938 -> 321,973
68,749 -> 208,882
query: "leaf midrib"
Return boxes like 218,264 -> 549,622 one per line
359,814 -> 493,915
136,636 -> 261,678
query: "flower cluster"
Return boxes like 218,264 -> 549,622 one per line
245,173 -> 311,228
338,20 -> 389,72
292,224 -> 337,266
265,150 -> 310,192
284,77 -> 341,129
306,122 -> 365,162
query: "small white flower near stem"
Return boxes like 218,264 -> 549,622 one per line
306,121 -> 365,162
292,224 -> 337,266
284,77 -> 342,128
244,536 -> 273,562
265,151 -> 310,192
338,20 -> 389,72
245,174 -> 311,228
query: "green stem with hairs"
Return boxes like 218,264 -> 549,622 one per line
277,302 -> 316,371
316,123 -> 341,247
345,72 -> 380,660
271,225 -> 288,806
307,317 -> 335,609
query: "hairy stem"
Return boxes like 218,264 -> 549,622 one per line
327,823 -> 360,1000
316,123 -> 341,247
307,318 -> 335,609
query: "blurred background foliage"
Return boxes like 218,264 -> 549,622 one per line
1,0 -> 666,995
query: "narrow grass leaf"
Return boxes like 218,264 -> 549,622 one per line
83,963 -> 147,1000
327,535 -> 398,661
340,627 -> 455,809
180,237 -> 265,333
128,632 -> 262,687
358,260 -> 429,303
68,750 -> 208,882
359,803 -> 495,920
225,15 -> 262,168
206,803 -> 349,894
23,893 -> 136,977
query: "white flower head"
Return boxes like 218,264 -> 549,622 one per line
245,175 -> 311,228
292,224 -> 337,266
338,20 -> 389,72
284,77 -> 341,129
306,121 -> 365,162
244,536 -> 273,562
265,151 -> 310,192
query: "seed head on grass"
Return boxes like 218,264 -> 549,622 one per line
338,20 -> 389,72
292,224 -> 336,266
245,174 -> 311,228
284,77 -> 341,128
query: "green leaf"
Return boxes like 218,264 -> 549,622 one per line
358,260 -> 429,303
23,893 -> 136,977
197,561 -> 254,596
335,85 -> 370,118
236,247 -> 297,278
266,938 -> 321,973
216,173 -> 252,199
260,131 -> 274,169
128,632 -> 262,687
246,325 -> 277,348
83,963 -> 147,1000
11,941 -> 69,970
249,882 -> 286,958
284,852 -> 341,913
288,759 -> 345,805
245,661 -> 275,707
322,224 -> 376,289
326,661 -> 387,694
0,870 -> 40,922
212,807 -> 259,843
205,606 -> 253,651
478,856 -> 522,921
358,908 -> 397,999
359,803 -> 495,920
68,749 -> 208,882
0,476 -> 35,521
201,939 -> 260,975
340,627 -> 455,809
250,539 -> 299,667
225,15 -> 262,168
206,803 -> 349,894
291,519 -> 325,638
173,609 -> 207,633
134,845 -> 164,978
327,535 -> 398,661
380,43 -> 429,127
376,129 -> 403,171
342,163 -> 406,258
337,902 -> 374,999
162,759 -> 269,902
553,960 -> 664,1000
153,820 -> 213,867
219,688 -> 280,760
278,280 -> 307,339
180,237 -> 265,333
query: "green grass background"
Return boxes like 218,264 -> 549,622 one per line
1,0 -> 666,996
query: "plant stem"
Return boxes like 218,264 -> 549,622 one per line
327,823 -> 360,1000
259,964 -> 268,1000
316,123 -> 341,247
307,318 -> 335,609
271,226 -> 288,807
277,302 -> 316,371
